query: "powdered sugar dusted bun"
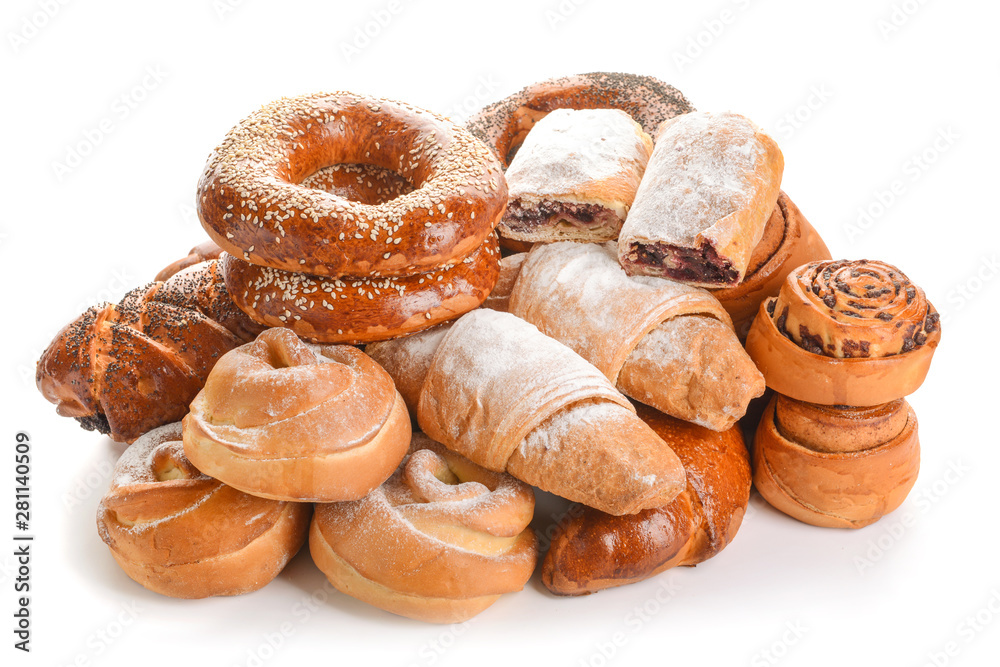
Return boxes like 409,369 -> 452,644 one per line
97,422 -> 310,599
182,328 -> 411,502
221,234 -> 500,344
501,108 -> 653,243
619,111 -> 784,287
197,92 -> 507,277
310,434 -> 537,623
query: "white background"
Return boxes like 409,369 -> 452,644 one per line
3,1 -> 998,666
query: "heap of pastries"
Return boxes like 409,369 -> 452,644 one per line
35,73 -> 941,620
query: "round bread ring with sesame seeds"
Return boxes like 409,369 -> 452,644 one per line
465,72 -> 694,253
220,235 -> 501,345
197,92 -> 507,278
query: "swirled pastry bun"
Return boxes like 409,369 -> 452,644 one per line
310,434 -> 538,623
183,328 -> 411,502
746,259 -> 941,405
97,423 -> 310,598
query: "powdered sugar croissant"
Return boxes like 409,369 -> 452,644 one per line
367,308 -> 686,515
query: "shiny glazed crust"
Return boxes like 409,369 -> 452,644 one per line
309,435 -> 537,623
97,423 -> 310,598
221,235 -> 500,344
542,404 -> 751,595
197,92 -> 507,277
35,260 -> 263,443
182,328 -> 411,502
753,395 -> 920,529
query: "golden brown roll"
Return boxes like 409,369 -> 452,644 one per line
752,394 -> 920,529
541,404 -> 750,595
708,193 -> 831,340
183,328 -> 411,502
310,434 -> 537,623
154,240 -> 224,282
745,259 -> 941,405
97,422 -> 310,598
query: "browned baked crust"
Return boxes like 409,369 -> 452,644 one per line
182,328 -> 411,502
97,422 -> 310,598
542,404 -> 751,595
197,92 -> 507,278
36,260 -> 263,443
709,193 -> 832,340
310,434 -> 537,623
753,394 -> 920,529
745,259 -> 941,405
221,235 -> 500,344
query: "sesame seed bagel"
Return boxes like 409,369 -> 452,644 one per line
197,92 -> 508,278
220,234 -> 501,344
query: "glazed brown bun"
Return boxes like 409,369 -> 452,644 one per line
197,92 -> 507,278
708,193 -> 831,340
154,240 -> 223,282
221,234 -> 500,344
542,404 -> 751,595
97,422 -> 310,598
310,434 -> 537,623
183,328 -> 411,502
753,394 -> 920,529
36,260 -> 264,443
745,259 -> 941,405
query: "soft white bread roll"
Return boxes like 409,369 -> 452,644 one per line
618,111 -> 783,287
183,328 -> 411,502
310,434 -> 537,623
97,422 -> 310,598
367,309 -> 685,515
